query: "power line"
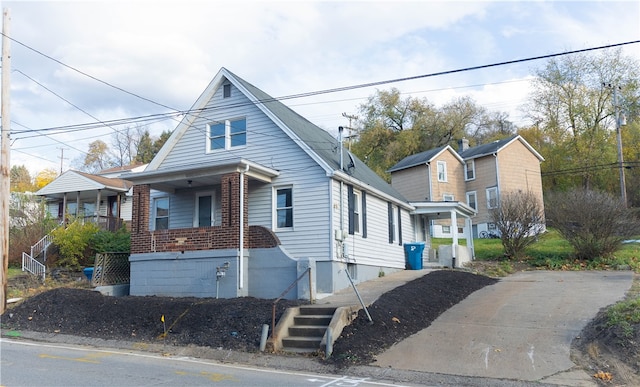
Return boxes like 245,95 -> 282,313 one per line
11,40 -> 640,140
2,32 -> 180,113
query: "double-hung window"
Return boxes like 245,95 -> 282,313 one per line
275,187 -> 293,230
437,161 -> 447,182
207,118 -> 246,151
154,197 -> 169,230
465,160 -> 475,180
486,187 -> 499,209
466,191 -> 477,211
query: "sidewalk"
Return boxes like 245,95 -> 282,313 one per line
315,268 -> 433,307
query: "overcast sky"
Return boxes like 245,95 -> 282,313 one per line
3,0 -> 640,175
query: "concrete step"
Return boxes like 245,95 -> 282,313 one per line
294,315 -> 333,326
282,336 -> 322,349
299,306 -> 336,315
289,325 -> 328,337
281,346 -> 318,354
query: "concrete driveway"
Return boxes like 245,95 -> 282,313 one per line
373,270 -> 634,385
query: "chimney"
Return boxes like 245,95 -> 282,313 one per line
458,138 -> 469,153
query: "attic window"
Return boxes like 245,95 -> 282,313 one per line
207,118 -> 247,151
223,84 -> 231,98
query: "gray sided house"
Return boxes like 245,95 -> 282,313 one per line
123,68 -> 414,300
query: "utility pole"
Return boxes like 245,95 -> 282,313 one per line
341,112 -> 358,151
604,83 -> 628,206
57,147 -> 68,174
1,8 -> 11,314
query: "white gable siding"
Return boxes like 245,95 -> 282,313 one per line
38,172 -> 100,195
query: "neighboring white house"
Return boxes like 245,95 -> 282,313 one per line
36,164 -> 146,230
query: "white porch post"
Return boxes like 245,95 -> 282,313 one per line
76,191 -> 80,217
96,189 -> 101,218
465,216 -> 474,259
450,210 -> 458,266
62,192 -> 67,225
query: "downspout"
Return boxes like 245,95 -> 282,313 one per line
338,126 -> 344,258
239,164 -> 249,290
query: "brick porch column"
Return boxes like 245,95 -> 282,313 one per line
221,173 -> 249,248
131,184 -> 150,254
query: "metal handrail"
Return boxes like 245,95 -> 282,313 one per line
271,267 -> 312,339
30,234 -> 53,261
22,252 -> 46,282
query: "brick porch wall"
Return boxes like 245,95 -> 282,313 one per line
131,173 -> 279,254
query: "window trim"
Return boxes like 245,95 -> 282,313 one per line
466,191 -> 477,211
465,159 -> 475,181
486,187 -> 499,209
443,193 -> 454,202
206,117 -> 247,152
223,83 -> 231,98
153,197 -> 169,230
437,160 -> 447,182
274,186 -> 294,231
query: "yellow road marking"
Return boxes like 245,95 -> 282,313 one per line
39,352 -> 111,364
175,370 -> 238,382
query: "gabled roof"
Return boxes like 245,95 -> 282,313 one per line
147,68 -> 408,204
36,170 -> 132,199
387,145 -> 463,173
460,134 -> 544,161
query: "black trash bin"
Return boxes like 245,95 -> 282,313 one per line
403,242 -> 425,270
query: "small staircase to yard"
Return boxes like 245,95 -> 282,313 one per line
268,304 -> 360,356
21,234 -> 53,281
281,306 -> 336,353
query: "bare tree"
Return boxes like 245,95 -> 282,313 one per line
490,190 -> 545,260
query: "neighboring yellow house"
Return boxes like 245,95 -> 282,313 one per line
389,135 -> 545,239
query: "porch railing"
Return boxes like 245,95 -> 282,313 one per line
22,252 -> 46,282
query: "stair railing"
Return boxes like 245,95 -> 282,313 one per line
271,267 -> 312,339
30,234 -> 53,262
22,252 -> 46,282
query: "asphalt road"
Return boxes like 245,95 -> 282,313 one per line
373,270 -> 634,385
0,339 -> 405,387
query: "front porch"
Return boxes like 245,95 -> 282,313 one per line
410,201 -> 476,268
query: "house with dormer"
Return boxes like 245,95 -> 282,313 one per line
122,68 -> 416,300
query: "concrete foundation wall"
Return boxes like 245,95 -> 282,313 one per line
248,247 -> 299,300
129,249 -> 246,298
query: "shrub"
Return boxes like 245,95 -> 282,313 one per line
51,221 -> 100,269
490,190 -> 545,260
545,188 -> 640,260
90,227 -> 131,253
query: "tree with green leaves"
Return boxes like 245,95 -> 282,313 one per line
10,165 -> 34,192
524,48 -> 640,195
351,88 -> 512,181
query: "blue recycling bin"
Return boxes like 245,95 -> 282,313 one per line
83,267 -> 94,281
403,242 -> 425,270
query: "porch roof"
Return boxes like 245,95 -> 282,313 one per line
36,170 -> 132,200
122,158 -> 279,192
409,201 -> 477,219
